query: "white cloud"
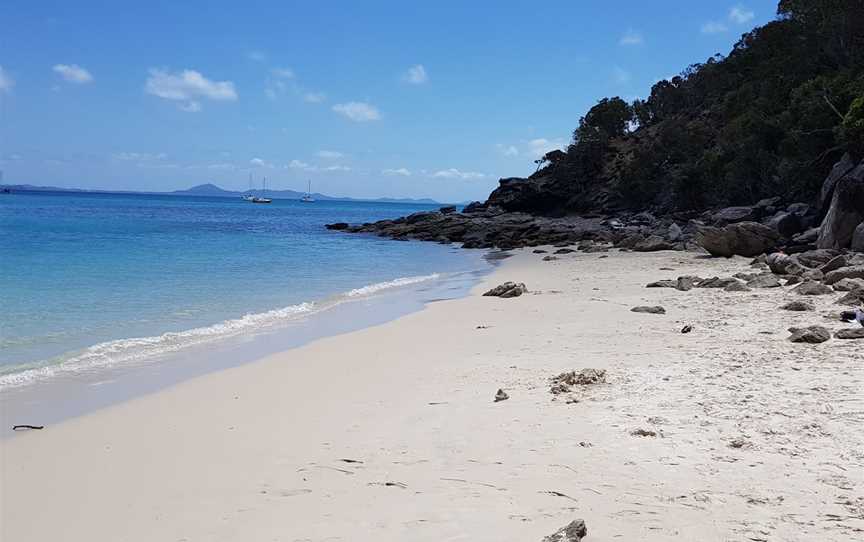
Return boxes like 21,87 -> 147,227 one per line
612,66 -> 631,85
383,167 -> 412,176
304,92 -> 326,103
619,29 -> 643,46
264,79 -> 288,100
0,66 -> 14,93
323,165 -> 351,172
496,144 -> 519,157
250,158 -> 271,167
729,6 -> 755,24
179,101 -> 202,112
271,67 -> 294,78
528,138 -> 566,159
332,101 -> 381,122
53,64 -> 93,84
701,21 -> 728,34
248,51 -> 267,62
403,64 -> 428,85
431,168 -> 485,180
113,152 -> 167,161
317,150 -> 343,159
145,68 -> 237,112
288,159 -> 315,170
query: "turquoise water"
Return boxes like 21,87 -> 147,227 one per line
0,191 -> 486,389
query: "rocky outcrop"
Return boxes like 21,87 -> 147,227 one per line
817,159 -> 864,249
825,265 -> 864,285
695,222 -> 780,257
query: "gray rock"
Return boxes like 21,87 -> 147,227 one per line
697,277 -> 740,288
824,265 -> 864,285
676,276 -> 701,291
817,159 -> 864,249
550,369 -> 606,394
820,255 -> 850,274
792,281 -> 833,296
801,269 -> 824,282
633,235 -> 674,252
781,300 -> 814,311
483,282 -> 528,298
788,326 -> 831,343
833,278 -> 864,291
852,223 -> 864,252
646,280 -> 677,288
696,222 -> 780,257
542,519 -> 588,542
795,249 -> 840,269
494,389 -> 509,402
439,205 -> 457,214
818,152 -> 858,215
785,275 -> 804,285
765,211 -> 803,238
542,255 -> 559,262
667,223 -> 683,241
725,281 -> 752,292
631,305 -> 666,314
835,328 -> 864,339
712,206 -> 757,225
746,274 -> 781,288
836,289 -> 864,306
325,222 -> 350,230
554,248 -> 576,254
793,228 -> 820,245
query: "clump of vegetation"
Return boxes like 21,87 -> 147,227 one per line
535,0 -> 864,213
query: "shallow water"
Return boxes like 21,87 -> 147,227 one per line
0,191 -> 489,390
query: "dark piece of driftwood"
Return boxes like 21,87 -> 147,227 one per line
13,425 -> 44,431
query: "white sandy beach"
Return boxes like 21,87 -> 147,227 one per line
2,248 -> 863,541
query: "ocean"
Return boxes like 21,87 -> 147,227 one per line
0,191 -> 490,392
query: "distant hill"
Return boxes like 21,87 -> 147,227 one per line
0,183 -> 442,205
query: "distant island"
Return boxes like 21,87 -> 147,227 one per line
0,182 -> 443,205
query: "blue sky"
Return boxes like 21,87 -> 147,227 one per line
0,1 -> 779,202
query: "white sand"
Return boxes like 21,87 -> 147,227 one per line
2,249 -> 862,541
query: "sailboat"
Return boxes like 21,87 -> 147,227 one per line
301,180 -> 315,203
251,177 -> 272,204
241,173 -> 255,201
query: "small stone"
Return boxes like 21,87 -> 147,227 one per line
631,305 -> 666,314
542,256 -> 559,262
746,274 -> 781,288
631,428 -> 657,437
681,325 -> 693,333
792,281 -> 833,296
835,328 -> 864,340
788,326 -> 831,343
729,437 -> 752,449
494,389 -> 509,402
646,280 -> 677,288
533,249 -> 548,254
542,519 -> 588,542
781,300 -> 814,312
553,248 -> 576,254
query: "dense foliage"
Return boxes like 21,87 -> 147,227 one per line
542,0 -> 864,212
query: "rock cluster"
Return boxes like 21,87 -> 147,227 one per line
483,282 -> 528,298
550,369 -> 607,395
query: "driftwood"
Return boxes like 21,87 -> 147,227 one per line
12,425 -> 44,431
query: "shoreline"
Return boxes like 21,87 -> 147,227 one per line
1,261 -> 494,437
3,248 -> 862,540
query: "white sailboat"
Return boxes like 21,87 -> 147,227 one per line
251,176 -> 272,204
241,173 -> 255,201
301,180 -> 315,203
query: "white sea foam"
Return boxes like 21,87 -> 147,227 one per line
0,273 -> 443,390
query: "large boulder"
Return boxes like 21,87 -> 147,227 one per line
816,159 -> 864,249
818,152 -> 858,215
765,211 -> 803,238
696,222 -> 780,257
